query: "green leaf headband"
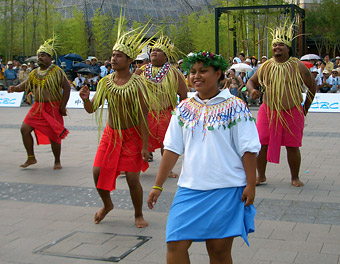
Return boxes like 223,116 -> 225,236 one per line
181,51 -> 229,72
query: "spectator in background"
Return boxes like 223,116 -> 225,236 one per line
0,60 -> 5,88
257,55 -> 267,68
100,62 -> 114,77
334,56 -> 340,69
135,53 -> 150,72
19,64 -> 29,82
316,59 -> 322,69
250,56 -> 258,70
324,55 -> 334,73
100,60 -> 110,78
4,61 -> 18,88
317,61 -> 326,79
85,58 -> 91,66
224,68 -> 244,90
13,60 -> 21,75
328,69 -> 340,93
86,73 -> 98,91
74,72 -> 85,91
228,76 -> 239,96
28,61 -> 36,72
239,52 -> 246,63
68,76 -> 77,91
311,68 -> 320,86
309,60 -> 317,72
245,58 -> 254,79
105,64 -> 113,76
318,69 -> 332,93
232,57 -> 241,64
239,71 -> 248,104
90,57 -> 101,76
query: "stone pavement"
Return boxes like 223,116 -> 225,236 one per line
0,105 -> 340,264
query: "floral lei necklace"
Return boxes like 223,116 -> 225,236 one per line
144,62 -> 171,83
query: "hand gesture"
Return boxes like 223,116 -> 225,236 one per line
147,189 -> 162,209
250,89 -> 260,100
59,106 -> 67,116
141,148 -> 149,162
8,86 -> 16,93
134,68 -> 143,75
79,85 -> 90,101
241,185 -> 255,206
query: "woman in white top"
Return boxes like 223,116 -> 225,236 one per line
148,51 -> 261,264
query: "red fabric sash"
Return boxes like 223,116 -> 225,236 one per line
23,101 -> 69,145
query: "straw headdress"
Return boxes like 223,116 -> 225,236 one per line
151,33 -> 182,62
37,37 -> 57,57
112,13 -> 153,60
270,18 -> 296,47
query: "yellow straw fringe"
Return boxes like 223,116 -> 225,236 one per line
258,57 -> 313,132
26,65 -> 66,110
93,73 -> 156,139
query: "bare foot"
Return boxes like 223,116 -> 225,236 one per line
94,204 -> 114,224
20,158 -> 37,168
135,215 -> 148,228
54,163 -> 62,170
168,171 -> 178,178
292,178 -> 304,187
256,175 -> 267,186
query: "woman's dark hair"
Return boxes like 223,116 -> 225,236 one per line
251,58 -> 258,67
212,65 -> 224,82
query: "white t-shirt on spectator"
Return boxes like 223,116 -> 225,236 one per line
75,76 -> 85,89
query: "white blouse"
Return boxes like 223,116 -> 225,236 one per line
163,89 -> 261,190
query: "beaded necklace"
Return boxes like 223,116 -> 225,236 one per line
176,96 -> 255,138
32,64 -> 57,88
144,62 -> 171,83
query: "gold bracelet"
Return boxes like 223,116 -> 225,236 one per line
153,185 -> 163,192
83,98 -> 90,103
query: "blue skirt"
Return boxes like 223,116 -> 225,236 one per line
166,186 -> 256,245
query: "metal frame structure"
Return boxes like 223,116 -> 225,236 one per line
215,4 -> 306,57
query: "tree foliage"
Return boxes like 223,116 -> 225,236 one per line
306,0 -> 340,57
56,8 -> 88,59
92,8 -> 113,61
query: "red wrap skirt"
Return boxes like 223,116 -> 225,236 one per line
94,125 -> 149,191
23,101 -> 69,145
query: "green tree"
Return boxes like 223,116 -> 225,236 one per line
92,8 -> 112,61
55,7 -> 88,58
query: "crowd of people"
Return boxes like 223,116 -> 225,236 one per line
2,50 -> 338,102
207,52 -> 340,107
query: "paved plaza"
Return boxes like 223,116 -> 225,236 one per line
1,105 -> 340,264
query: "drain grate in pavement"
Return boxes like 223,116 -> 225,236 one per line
33,231 -> 151,262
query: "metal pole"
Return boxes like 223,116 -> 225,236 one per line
291,5 -> 296,57
302,10 -> 306,55
215,8 -> 220,54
